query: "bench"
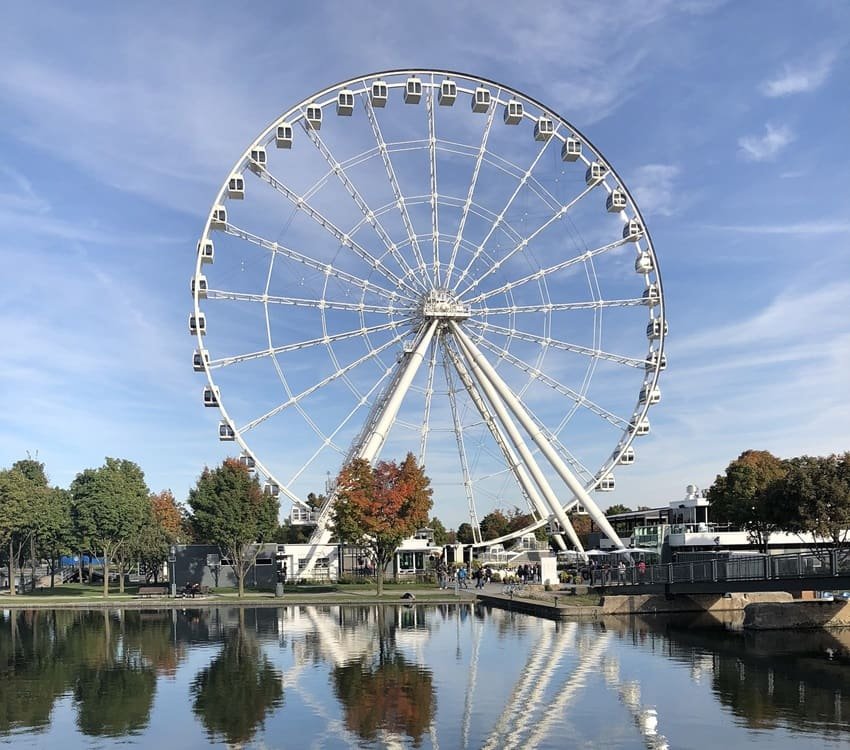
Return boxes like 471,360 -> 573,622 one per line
137,585 -> 169,598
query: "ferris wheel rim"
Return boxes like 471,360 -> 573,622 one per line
191,69 -> 667,545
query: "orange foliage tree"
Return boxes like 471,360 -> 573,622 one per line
331,453 -> 432,595
150,490 -> 183,540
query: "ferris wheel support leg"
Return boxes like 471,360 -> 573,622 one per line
357,320 -> 439,463
449,330 -> 585,555
445,344 -> 567,551
451,323 -> 625,550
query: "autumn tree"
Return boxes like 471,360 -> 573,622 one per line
707,450 -> 789,553
70,458 -> 150,596
778,453 -> 850,556
189,459 -> 278,597
331,453 -> 432,595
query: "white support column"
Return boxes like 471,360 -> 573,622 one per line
359,319 -> 438,462
445,344 -> 567,552
449,330 -> 585,554
451,322 -> 625,549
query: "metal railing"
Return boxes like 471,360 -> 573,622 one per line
591,550 -> 850,588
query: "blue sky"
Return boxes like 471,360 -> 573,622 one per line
1,2 -> 848,529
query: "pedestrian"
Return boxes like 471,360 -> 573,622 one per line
458,566 -> 468,589
473,566 -> 483,589
637,558 -> 646,581
618,560 -> 626,585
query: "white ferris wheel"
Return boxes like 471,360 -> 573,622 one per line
190,70 -> 666,554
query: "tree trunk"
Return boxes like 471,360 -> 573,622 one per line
7,542 -> 13,598
30,536 -> 36,593
237,567 -> 244,598
77,552 -> 84,585
118,550 -> 125,594
103,551 -> 110,598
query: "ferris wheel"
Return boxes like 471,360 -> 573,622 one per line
190,70 -> 666,553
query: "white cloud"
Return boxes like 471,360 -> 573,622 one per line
704,219 -> 850,235
737,123 -> 794,161
761,53 -> 837,97
628,164 -> 681,216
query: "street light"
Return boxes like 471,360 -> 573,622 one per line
169,545 -> 177,598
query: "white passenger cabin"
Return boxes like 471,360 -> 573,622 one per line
635,252 -> 654,274
192,349 -> 209,372
218,421 -> 235,441
264,482 -> 280,497
561,137 -> 581,161
534,117 -> 554,141
336,89 -> 354,116
370,80 -> 388,107
619,446 -> 635,464
227,173 -> 245,200
198,239 -> 214,263
305,104 -> 322,129
249,146 -> 267,172
631,416 -> 651,435
189,312 -> 206,335
503,99 -> 523,124
642,284 -> 660,307
646,349 -> 667,371
606,189 -> 627,212
639,384 -> 661,405
646,317 -> 667,340
210,205 -> 227,229
472,87 -> 491,112
439,79 -> 457,105
404,77 -> 422,104
203,386 -> 219,407
597,474 -> 616,491
586,161 -> 608,185
191,275 -> 208,299
239,455 -> 256,470
623,219 -> 644,240
275,123 -> 293,148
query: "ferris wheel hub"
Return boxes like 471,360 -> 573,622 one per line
419,288 -> 471,321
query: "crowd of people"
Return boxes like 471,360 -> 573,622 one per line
433,559 -> 543,590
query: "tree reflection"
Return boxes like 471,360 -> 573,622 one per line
333,609 -> 435,746
191,614 -> 283,746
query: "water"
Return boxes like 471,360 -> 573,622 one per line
1,604 -> 848,748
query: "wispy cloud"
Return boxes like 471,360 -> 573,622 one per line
761,53 -> 837,97
738,123 -> 794,161
629,164 -> 681,217
704,219 -> 850,235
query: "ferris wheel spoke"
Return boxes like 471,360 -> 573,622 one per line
221,223 -> 417,304
254,164 -> 420,295
465,319 -> 646,368
444,92 -> 500,289
209,317 -> 414,370
442,353 -> 483,542
238,327 -> 412,434
451,122 -> 559,295
455,181 -> 597,298
466,234 -> 633,305
426,84 -> 441,287
362,94 -> 432,286
418,337 -> 439,463
474,336 -> 630,431
471,297 -> 645,316
299,118 -> 427,292
207,288 -> 413,315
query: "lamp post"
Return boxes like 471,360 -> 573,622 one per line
169,545 -> 177,598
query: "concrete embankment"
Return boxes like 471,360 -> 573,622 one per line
743,600 -> 850,630
601,592 -> 791,616
476,592 -> 600,620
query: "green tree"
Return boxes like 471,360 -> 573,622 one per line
456,522 -> 475,544
36,487 -> 74,589
778,453 -> 850,554
429,516 -> 448,546
70,457 -> 150,596
606,504 -> 632,516
479,509 -> 510,541
0,460 -> 50,596
707,450 -> 788,553
188,458 -> 278,597
191,615 -> 283,745
331,453 -> 433,596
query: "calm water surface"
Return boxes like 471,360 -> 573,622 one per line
1,604 -> 848,748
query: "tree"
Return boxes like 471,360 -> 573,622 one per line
429,516 -> 448,546
188,459 -> 278,597
778,453 -> 850,555
479,510 -> 510,541
606,504 -> 632,516
150,490 -> 183,540
0,459 -> 51,596
456,522 -> 475,544
707,450 -> 788,553
568,512 -> 592,548
36,487 -> 74,589
331,453 -> 433,596
70,458 -> 150,596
